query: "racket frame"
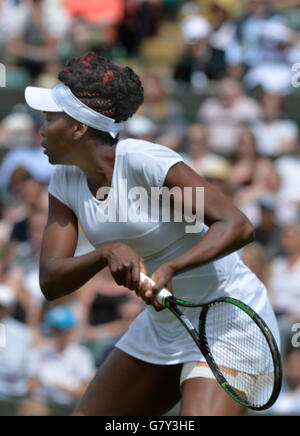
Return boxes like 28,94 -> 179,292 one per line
165,296 -> 282,411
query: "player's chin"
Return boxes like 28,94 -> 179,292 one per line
48,153 -> 62,165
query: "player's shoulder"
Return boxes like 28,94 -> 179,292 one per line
52,164 -> 83,181
117,138 -> 182,162
117,137 -> 161,155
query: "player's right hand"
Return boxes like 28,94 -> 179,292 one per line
101,242 -> 148,295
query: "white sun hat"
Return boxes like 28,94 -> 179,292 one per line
181,15 -> 212,45
24,83 -> 124,138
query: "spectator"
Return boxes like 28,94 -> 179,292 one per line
124,115 -> 157,142
229,127 -> 262,192
174,14 -> 228,88
232,157 -> 281,226
200,154 -> 232,196
0,0 -> 20,56
0,199 -> 11,245
225,0 -> 278,70
252,93 -> 298,158
0,284 -> 32,399
29,305 -> 95,406
0,114 -> 54,195
182,123 -> 220,173
240,241 -> 268,281
0,111 -> 34,150
118,0 -> 161,56
209,0 -> 237,76
5,0 -> 70,80
255,194 -> 282,259
275,147 -> 300,226
93,296 -> 145,366
264,222 -> 300,344
65,0 -> 124,55
11,209 -> 48,335
138,72 -> 185,149
243,20 -> 300,95
76,267 -> 143,362
198,77 -> 262,156
268,345 -> 300,415
10,178 -> 47,245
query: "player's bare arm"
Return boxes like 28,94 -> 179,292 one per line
40,194 -> 150,301
146,162 -> 255,302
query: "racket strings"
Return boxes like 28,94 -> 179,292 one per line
205,302 -> 275,408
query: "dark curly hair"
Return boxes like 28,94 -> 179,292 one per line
58,52 -> 144,145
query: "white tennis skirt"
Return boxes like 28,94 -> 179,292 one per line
116,260 -> 280,368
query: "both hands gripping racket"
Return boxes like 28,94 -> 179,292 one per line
140,273 -> 282,411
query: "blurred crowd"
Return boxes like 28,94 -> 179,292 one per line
0,0 -> 300,416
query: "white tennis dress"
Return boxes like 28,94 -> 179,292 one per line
48,138 -> 280,366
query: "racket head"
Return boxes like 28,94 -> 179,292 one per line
198,297 -> 282,411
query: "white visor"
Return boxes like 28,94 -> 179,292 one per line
25,83 -> 124,138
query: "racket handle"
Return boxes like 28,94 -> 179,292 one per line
140,273 -> 172,307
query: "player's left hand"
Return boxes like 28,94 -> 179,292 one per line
143,263 -> 175,311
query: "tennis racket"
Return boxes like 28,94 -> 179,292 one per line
140,273 -> 282,411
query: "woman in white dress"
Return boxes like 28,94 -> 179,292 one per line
25,52 -> 279,416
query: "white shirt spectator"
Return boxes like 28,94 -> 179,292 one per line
0,317 -> 32,398
252,119 -> 298,157
275,156 -> 300,225
30,342 -> 95,405
7,0 -> 71,41
268,256 -> 300,317
198,95 -> 262,155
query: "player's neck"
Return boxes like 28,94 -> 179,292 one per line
78,140 -> 116,197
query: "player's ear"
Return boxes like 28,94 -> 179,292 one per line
72,122 -> 88,141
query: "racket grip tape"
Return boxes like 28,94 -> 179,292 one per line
139,273 -> 172,307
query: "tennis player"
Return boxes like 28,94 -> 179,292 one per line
25,52 -> 280,416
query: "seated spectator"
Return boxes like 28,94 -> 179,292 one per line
243,20 -> 300,95
229,127 -> 264,192
255,194 -> 282,259
0,114 -> 54,195
12,209 -> 48,334
0,111 -> 34,150
29,305 -> 95,406
138,72 -> 185,149
182,123 -> 221,173
0,199 -> 11,245
225,0 -> 279,70
240,241 -> 268,281
93,296 -> 145,366
200,154 -> 232,196
124,115 -> 157,142
5,0 -> 70,80
16,397 -> 51,417
252,93 -> 298,158
0,285 -> 32,399
65,0 -> 124,55
275,150 -> 300,226
232,157 -> 281,226
173,14 -> 215,89
264,222 -> 300,344
208,0 -> 237,75
118,0 -> 161,56
76,267 -> 143,362
268,345 -> 300,416
198,77 -> 262,156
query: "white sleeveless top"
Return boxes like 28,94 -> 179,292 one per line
48,138 -> 279,365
